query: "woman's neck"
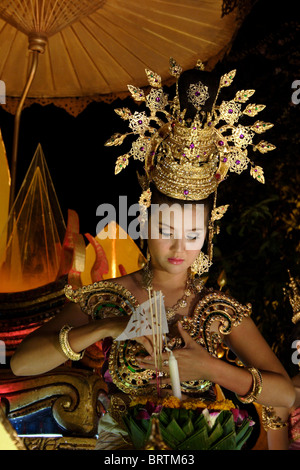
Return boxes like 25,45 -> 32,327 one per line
150,266 -> 188,291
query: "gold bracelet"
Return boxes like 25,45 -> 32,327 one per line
261,406 -> 288,431
59,325 -> 84,361
236,366 -> 263,404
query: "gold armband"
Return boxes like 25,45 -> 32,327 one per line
261,406 -> 288,431
236,366 -> 263,404
59,325 -> 84,361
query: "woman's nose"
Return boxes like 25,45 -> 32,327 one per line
171,236 -> 186,252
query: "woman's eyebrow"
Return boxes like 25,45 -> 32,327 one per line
159,222 -> 203,231
159,222 -> 173,229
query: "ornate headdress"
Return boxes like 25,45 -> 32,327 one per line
105,58 -> 275,263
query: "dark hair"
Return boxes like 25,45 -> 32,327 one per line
177,68 -> 219,120
289,322 -> 300,344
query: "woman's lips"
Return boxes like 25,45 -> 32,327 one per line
167,258 -> 184,265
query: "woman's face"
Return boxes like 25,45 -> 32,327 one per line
147,203 -> 207,275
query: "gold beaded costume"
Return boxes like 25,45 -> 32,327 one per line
65,280 -> 251,398
65,280 -> 261,450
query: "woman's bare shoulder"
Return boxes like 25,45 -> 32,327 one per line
106,269 -> 141,285
292,373 -> 300,387
104,270 -> 144,300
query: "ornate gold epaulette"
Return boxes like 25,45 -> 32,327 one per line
181,290 -> 252,357
64,281 -> 139,319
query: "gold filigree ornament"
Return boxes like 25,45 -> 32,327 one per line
138,188 -> 152,208
261,406 -> 288,431
138,188 -> 152,235
211,204 -> 230,223
284,271 -> 300,325
187,81 -> 210,111
227,149 -> 250,174
190,251 -> 212,277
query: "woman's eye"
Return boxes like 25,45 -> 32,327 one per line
186,233 -> 200,240
159,228 -> 172,237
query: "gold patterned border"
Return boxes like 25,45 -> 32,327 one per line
0,405 -> 26,450
22,436 -> 97,451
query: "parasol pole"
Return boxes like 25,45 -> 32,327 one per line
9,34 -> 47,211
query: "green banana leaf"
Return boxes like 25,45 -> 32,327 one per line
123,405 -> 254,450
236,420 -> 253,450
210,431 -> 237,450
177,427 -> 210,450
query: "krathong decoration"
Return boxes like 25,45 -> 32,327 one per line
123,396 -> 254,450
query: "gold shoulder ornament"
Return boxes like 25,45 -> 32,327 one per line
64,281 -> 139,319
180,290 -> 252,357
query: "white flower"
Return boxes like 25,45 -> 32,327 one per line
202,408 -> 221,429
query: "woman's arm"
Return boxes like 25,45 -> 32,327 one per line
10,301 -> 129,376
139,318 -> 296,408
265,407 -> 291,450
266,376 -> 300,450
214,316 -> 295,408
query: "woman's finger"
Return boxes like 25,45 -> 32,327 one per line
135,336 -> 154,355
149,376 -> 171,386
136,351 -> 170,368
177,321 -> 195,348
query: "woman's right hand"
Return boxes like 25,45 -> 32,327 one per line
101,316 -> 154,356
100,315 -> 130,339
133,334 -> 154,356
11,305 -> 130,377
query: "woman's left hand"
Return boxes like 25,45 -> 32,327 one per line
137,321 -> 215,383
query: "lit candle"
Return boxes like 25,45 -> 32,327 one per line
168,350 -> 182,400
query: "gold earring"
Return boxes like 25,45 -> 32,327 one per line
142,249 -> 153,289
190,251 -> 212,277
208,190 -> 229,262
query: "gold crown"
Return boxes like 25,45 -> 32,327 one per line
284,271 -> 300,324
105,58 -> 275,201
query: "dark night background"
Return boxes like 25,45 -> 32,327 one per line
0,0 -> 299,373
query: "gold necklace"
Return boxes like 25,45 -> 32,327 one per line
141,263 -> 203,322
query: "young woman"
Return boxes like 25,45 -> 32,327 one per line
10,190 -> 295,448
10,61 -> 296,450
